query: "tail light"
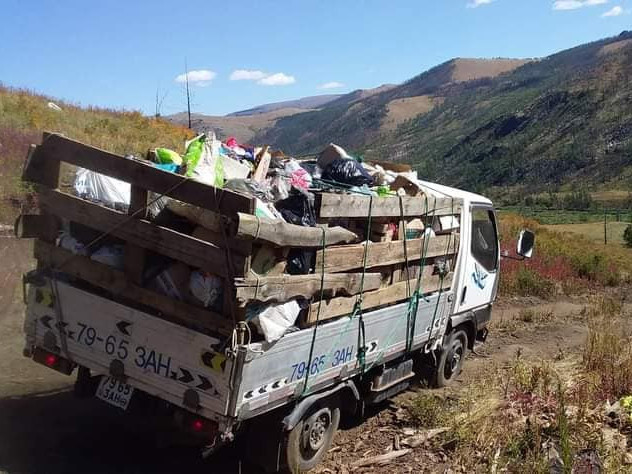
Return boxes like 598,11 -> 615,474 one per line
32,347 -> 75,375
174,410 -> 218,439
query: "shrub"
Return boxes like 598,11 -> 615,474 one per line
408,394 -> 450,427
624,224 -> 632,248
583,299 -> 632,400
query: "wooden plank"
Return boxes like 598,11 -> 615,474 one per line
22,143 -> 60,189
233,213 -> 358,247
314,234 -> 455,273
252,145 -> 270,182
14,214 -> 60,242
304,270 -> 453,325
234,272 -> 382,305
38,189 -> 247,277
316,193 -> 462,218
192,226 -> 252,255
124,185 -> 148,284
33,240 -> 234,336
23,133 -> 253,215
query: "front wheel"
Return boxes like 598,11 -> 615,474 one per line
433,329 -> 468,388
283,403 -> 340,473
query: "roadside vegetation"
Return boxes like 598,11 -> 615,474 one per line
402,297 -> 632,473
0,85 -> 193,222
499,214 -> 632,298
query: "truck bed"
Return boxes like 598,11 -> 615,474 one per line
25,275 -> 452,423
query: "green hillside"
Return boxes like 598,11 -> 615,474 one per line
380,32 -> 632,194
256,32 -> 632,198
0,86 -> 193,222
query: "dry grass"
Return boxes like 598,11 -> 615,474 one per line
383,95 -> 442,131
0,85 -> 194,222
543,221 -> 632,248
408,298 -> 632,472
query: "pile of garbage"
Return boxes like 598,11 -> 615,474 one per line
65,132 -> 438,343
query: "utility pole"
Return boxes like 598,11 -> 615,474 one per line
604,207 -> 607,245
185,58 -> 192,129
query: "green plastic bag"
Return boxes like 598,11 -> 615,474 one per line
155,148 -> 182,166
183,134 -> 206,177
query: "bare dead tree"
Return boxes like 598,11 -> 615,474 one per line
155,85 -> 168,118
185,58 -> 192,129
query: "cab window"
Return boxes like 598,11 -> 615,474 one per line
470,209 -> 498,272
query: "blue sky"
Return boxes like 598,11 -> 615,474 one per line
1,0 -> 630,116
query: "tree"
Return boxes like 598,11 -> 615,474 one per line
624,225 -> 632,248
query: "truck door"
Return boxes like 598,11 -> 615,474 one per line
455,205 -> 500,314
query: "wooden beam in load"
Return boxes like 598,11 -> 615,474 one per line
14,214 -> 60,242
233,213 -> 359,247
124,185 -> 148,285
33,240 -> 234,336
23,133 -> 254,215
192,226 -> 252,256
234,272 -> 382,305
303,269 -> 453,325
314,234 -> 456,273
38,189 -> 247,277
315,193 -> 462,218
22,143 -> 60,189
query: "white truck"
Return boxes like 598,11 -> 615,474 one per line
19,135 -> 534,473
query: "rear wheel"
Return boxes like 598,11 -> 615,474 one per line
434,329 -> 468,388
283,403 -> 340,473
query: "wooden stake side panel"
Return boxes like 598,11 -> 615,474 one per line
303,267 -> 453,326
38,189 -> 247,278
314,233 -> 458,273
234,272 -> 383,305
33,240 -> 234,336
316,193 -> 462,218
23,133 -> 254,216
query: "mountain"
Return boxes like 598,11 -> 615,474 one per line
227,94 -> 342,116
369,32 -> 632,194
253,58 -> 530,153
166,108 -> 312,143
255,33 -> 632,195
166,85 -> 396,143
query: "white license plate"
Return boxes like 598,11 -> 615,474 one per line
96,376 -> 134,410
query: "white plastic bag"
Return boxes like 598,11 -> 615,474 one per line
57,232 -> 89,256
251,299 -> 301,343
90,245 -> 125,269
74,168 -> 130,208
189,271 -> 223,308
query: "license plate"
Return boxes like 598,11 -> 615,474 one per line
96,376 -> 134,410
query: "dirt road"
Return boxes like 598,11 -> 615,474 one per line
0,236 -> 606,473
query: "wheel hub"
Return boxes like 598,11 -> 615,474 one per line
305,411 -> 331,451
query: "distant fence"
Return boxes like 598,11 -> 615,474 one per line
498,206 -> 632,245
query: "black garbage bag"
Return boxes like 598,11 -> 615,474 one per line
322,158 -> 373,187
275,192 -> 316,274
275,192 -> 316,227
286,248 -> 315,275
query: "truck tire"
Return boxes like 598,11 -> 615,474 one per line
283,403 -> 340,473
434,329 -> 468,388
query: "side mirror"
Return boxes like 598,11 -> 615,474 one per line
517,229 -> 535,258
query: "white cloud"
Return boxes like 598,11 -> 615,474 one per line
229,69 -> 296,86
602,5 -> 623,15
257,72 -> 296,86
467,0 -> 493,7
318,81 -> 345,89
230,69 -> 267,81
553,0 -> 607,10
174,69 -> 216,86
